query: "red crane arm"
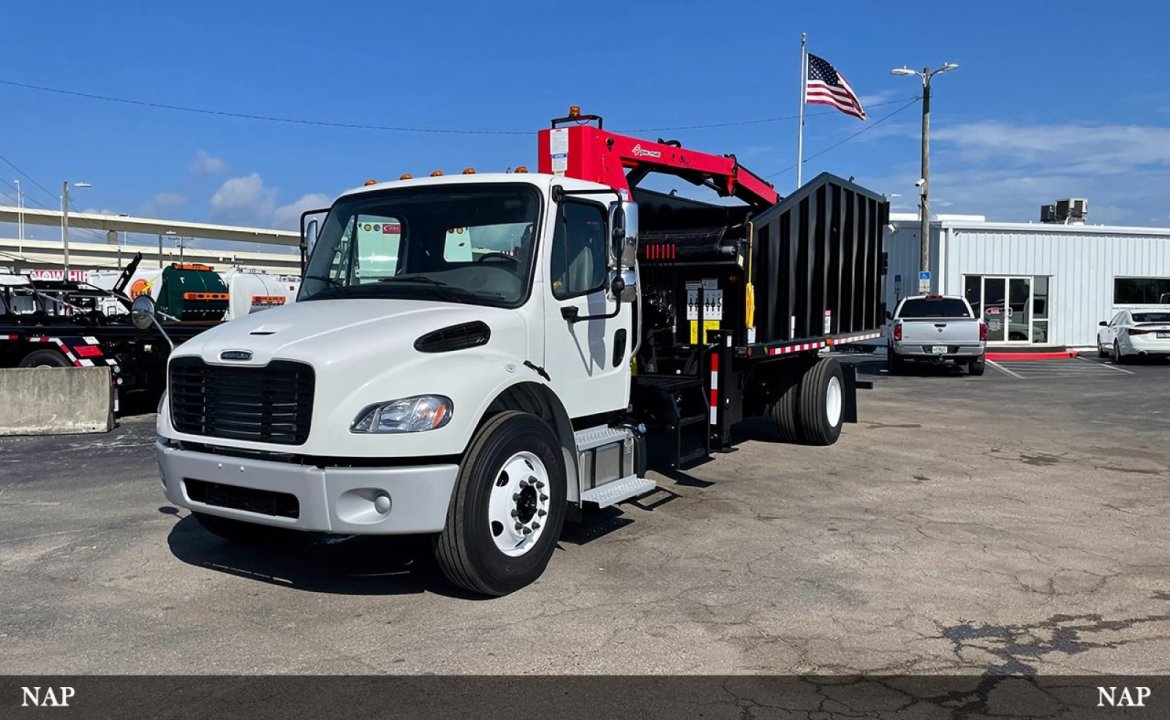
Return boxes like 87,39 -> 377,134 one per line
537,114 -> 778,209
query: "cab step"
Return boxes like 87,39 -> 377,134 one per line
580,475 -> 657,508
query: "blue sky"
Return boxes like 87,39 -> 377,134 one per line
2,0 -> 1170,249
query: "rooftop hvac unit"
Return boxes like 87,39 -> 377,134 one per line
1055,198 -> 1088,223
1040,204 -> 1056,223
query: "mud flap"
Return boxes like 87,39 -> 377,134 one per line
842,362 -> 863,424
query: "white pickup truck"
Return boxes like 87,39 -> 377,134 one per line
888,295 -> 987,375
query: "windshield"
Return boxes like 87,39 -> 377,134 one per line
300,183 -> 541,307
898,298 -> 972,318
1133,312 -> 1170,324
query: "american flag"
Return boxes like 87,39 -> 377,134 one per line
806,53 -> 866,120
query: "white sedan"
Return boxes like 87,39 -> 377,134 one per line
1097,308 -> 1170,362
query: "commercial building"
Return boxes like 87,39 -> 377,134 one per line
886,210 -> 1170,348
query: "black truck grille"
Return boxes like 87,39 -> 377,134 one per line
169,357 -> 314,445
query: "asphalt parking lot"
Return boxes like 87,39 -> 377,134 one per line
2,354 -> 1169,675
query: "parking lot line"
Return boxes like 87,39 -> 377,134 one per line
986,359 -> 1023,379
1079,356 -> 1135,374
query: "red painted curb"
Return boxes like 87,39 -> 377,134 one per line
986,350 -> 1078,361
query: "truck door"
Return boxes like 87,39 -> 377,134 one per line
543,198 -> 632,419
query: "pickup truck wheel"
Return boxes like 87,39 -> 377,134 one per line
886,349 -> 903,376
768,372 -> 803,443
435,411 -> 566,596
192,512 -> 291,545
19,349 -> 71,368
798,358 -> 845,446
969,356 -> 986,376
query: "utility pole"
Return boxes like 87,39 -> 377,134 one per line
60,181 -> 92,280
919,67 -> 930,281
62,181 -> 70,277
891,62 -> 958,291
14,180 -> 23,253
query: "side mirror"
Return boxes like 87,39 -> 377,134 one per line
131,294 -> 175,351
300,208 -> 328,273
886,310 -> 894,320
609,200 -> 639,303
610,204 -> 627,268
131,294 -> 157,331
1098,320 -> 1107,326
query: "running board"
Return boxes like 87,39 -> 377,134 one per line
580,475 -> 657,508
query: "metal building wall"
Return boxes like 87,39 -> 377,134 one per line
882,224 -> 941,311
941,225 -> 1170,347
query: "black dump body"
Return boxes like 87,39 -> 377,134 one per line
633,172 -> 887,364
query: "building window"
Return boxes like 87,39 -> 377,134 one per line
1113,277 -> 1170,305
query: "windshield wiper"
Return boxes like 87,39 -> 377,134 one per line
304,274 -> 344,288
377,276 -> 465,303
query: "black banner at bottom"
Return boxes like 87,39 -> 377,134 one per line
2,675 -> 1164,719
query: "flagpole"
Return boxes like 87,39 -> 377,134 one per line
796,32 -> 807,189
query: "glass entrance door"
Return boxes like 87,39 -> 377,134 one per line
1006,277 -> 1032,343
963,276 -> 1034,343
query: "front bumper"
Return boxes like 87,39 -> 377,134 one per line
156,441 -> 458,534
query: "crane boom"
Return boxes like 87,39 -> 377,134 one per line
537,109 -> 779,209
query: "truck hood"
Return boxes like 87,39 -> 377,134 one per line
172,298 -> 527,368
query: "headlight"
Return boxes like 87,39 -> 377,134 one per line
351,395 -> 453,433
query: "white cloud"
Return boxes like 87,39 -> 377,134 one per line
190,150 -> 230,176
139,191 -> 186,216
209,173 -> 278,226
272,193 -> 333,230
858,121 -> 1170,225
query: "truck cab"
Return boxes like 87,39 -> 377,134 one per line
156,172 -> 642,595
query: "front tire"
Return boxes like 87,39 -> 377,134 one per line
798,358 -> 845,446
1097,336 -> 1109,358
435,411 -> 566,596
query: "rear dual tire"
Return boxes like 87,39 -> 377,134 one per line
768,358 -> 845,446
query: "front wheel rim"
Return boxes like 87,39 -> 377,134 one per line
825,376 -> 843,427
487,451 -> 551,557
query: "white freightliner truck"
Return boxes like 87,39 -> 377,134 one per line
146,108 -> 889,595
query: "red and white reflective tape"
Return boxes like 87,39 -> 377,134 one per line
708,352 -> 719,425
767,340 -> 827,356
0,334 -> 17,341
27,336 -> 106,367
29,336 -> 83,366
826,331 -> 884,346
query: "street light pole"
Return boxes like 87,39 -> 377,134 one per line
61,181 -> 92,280
62,181 -> 70,277
891,63 -> 958,292
919,67 -> 931,284
14,180 -> 23,253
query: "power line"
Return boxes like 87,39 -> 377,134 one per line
766,98 -> 920,179
0,79 -> 530,136
2,77 -> 919,137
0,151 -> 59,206
625,98 -> 918,133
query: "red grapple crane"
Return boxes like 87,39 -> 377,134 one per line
537,107 -> 779,210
